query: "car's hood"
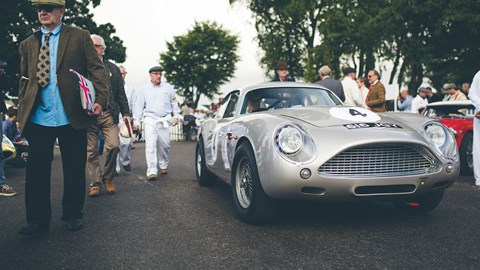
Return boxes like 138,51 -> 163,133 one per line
276,106 -> 424,128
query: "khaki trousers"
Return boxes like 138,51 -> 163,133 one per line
87,112 -> 120,185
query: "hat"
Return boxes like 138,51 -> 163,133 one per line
342,67 -> 356,76
32,0 -> 65,6
149,66 -> 164,73
417,87 -> 429,93
119,122 -> 132,138
276,60 -> 288,70
442,83 -> 456,90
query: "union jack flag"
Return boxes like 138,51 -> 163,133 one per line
69,69 -> 96,112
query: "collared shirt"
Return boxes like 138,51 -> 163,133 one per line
31,23 -> 70,127
397,95 -> 413,112
133,81 -> 180,126
411,95 -> 428,114
341,76 -> 365,107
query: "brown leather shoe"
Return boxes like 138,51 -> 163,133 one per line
105,180 -> 116,194
147,174 -> 157,181
88,186 -> 101,197
160,168 -> 168,174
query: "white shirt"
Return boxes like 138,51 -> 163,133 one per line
341,76 -> 365,107
469,70 -> 480,112
119,81 -> 137,121
133,82 -> 180,126
411,95 -> 428,114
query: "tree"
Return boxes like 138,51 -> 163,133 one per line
160,21 -> 240,108
0,0 -> 126,96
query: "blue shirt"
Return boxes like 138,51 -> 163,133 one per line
2,119 -> 20,141
31,23 -> 70,127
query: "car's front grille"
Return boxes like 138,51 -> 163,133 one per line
318,143 -> 440,177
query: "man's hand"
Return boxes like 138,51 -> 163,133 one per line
88,103 -> 103,117
172,117 -> 179,126
133,124 -> 140,132
475,111 -> 480,119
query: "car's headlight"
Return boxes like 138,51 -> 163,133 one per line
274,123 -> 316,164
423,122 -> 457,160
277,126 -> 303,154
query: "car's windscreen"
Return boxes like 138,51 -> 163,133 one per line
424,106 -> 475,118
240,87 -> 342,114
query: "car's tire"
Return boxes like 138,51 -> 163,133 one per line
459,132 -> 473,175
195,139 -> 216,187
231,143 -> 278,224
393,190 -> 445,213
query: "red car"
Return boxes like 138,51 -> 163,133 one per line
424,100 -> 474,175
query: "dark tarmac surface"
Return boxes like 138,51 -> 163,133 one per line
1,141 -> 479,269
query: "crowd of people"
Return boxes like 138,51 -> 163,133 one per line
0,0 -> 478,240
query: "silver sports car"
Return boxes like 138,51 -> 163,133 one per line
195,82 -> 459,224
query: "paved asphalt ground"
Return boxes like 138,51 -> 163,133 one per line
1,141 -> 479,269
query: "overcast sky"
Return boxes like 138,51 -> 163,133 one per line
92,0 -> 266,104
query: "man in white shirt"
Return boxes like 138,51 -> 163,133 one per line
133,66 -> 180,180
411,87 -> 429,114
468,71 -> 480,187
341,67 -> 365,107
116,66 -> 137,174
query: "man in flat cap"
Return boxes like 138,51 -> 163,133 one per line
133,66 -> 180,181
443,83 -> 468,101
18,0 -> 108,236
86,34 -> 131,197
341,67 -> 365,107
411,87 -> 429,114
272,60 -> 295,82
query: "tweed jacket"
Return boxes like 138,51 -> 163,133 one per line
104,60 -> 130,124
18,24 -> 109,135
366,81 -> 386,112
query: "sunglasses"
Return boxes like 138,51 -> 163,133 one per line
36,5 -> 60,13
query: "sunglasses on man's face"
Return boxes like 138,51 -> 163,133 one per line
37,5 -> 59,13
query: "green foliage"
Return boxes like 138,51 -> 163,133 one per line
232,0 -> 480,91
160,21 -> 240,108
0,0 -> 125,96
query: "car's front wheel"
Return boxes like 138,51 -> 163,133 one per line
231,143 -> 277,224
195,139 -> 216,187
393,190 -> 445,213
459,132 -> 473,175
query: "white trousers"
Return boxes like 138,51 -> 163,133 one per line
474,117 -> 480,186
116,133 -> 132,173
143,115 -> 171,176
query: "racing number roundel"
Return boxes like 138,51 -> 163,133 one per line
329,107 -> 381,122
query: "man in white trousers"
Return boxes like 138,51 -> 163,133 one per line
133,66 -> 180,181
116,66 -> 136,174
468,70 -> 480,187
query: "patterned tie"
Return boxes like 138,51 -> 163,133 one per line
36,32 -> 53,87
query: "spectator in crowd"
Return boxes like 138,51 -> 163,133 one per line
272,60 -> 295,82
341,67 -> 364,107
443,83 -> 468,101
3,107 -> 29,167
411,87 -> 429,114
365,69 -> 386,112
397,89 -> 413,112
315,65 -> 345,102
467,71 -> 480,187
0,61 -> 17,196
356,77 -> 369,103
461,82 -> 470,97
18,0 -> 109,236
133,66 -> 181,181
180,100 -> 191,116
116,66 -> 136,175
183,108 -> 197,141
86,34 -> 131,197
426,86 -> 443,103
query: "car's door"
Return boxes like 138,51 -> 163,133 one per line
207,91 -> 240,180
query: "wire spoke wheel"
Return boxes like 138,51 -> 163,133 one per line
235,157 -> 253,209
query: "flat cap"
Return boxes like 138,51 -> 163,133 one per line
342,67 -> 356,76
417,87 -> 429,93
442,83 -> 456,90
32,0 -> 65,6
149,66 -> 164,73
276,60 -> 288,70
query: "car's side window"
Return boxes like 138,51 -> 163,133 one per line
223,92 -> 239,118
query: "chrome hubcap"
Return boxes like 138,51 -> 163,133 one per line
236,157 -> 253,209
